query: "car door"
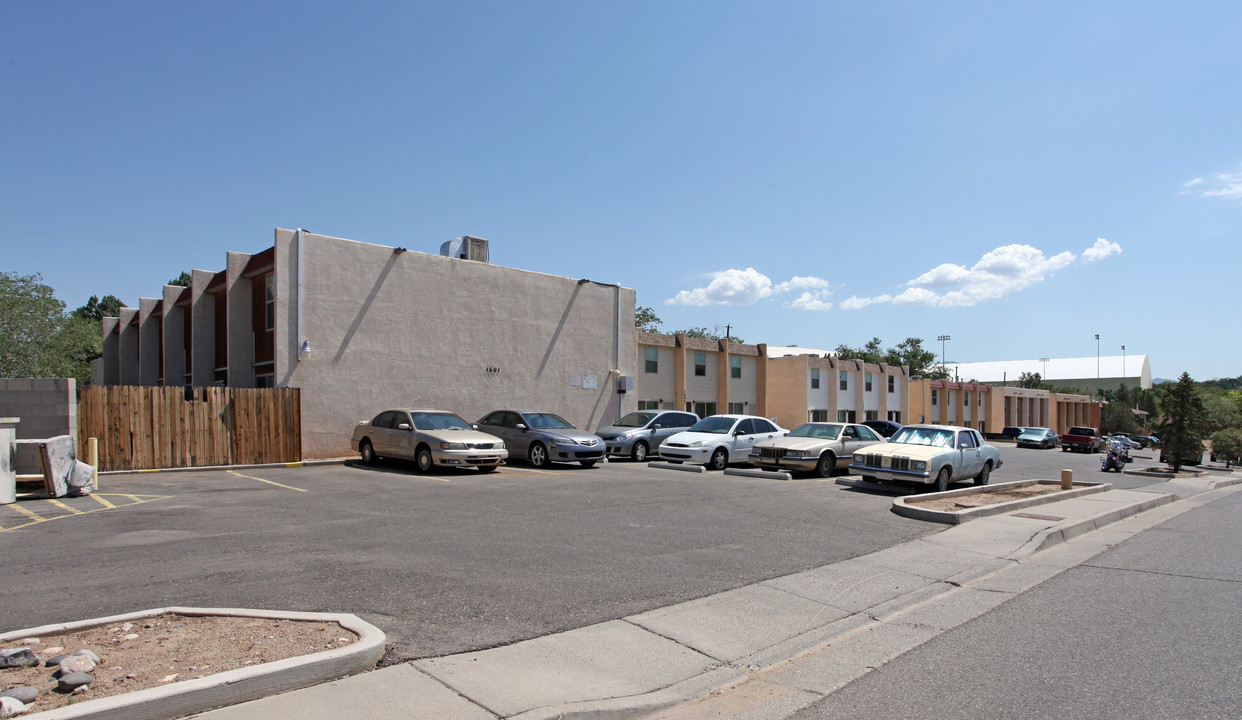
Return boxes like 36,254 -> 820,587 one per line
388,411 -> 416,460
956,430 -> 983,478
844,425 -> 880,460
651,412 -> 696,448
370,411 -> 397,456
738,418 -> 781,455
729,418 -> 757,455
478,411 -> 514,454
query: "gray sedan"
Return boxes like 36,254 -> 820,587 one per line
595,410 -> 700,462
351,409 -> 507,473
477,410 -> 606,468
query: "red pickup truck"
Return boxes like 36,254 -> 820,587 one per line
1060,426 -> 1104,453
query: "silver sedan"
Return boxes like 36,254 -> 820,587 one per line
351,409 -> 507,473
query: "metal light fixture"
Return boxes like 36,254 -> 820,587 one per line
299,340 -> 312,360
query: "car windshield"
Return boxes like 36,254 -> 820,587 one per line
1020,428 -> 1049,436
687,416 -> 737,434
411,412 -> 472,431
614,412 -> 657,428
891,427 -> 955,448
524,412 -> 574,430
788,423 -> 843,440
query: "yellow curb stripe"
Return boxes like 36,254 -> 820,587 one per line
138,468 -> 161,473
285,462 -> 303,468
8,503 -> 45,522
46,499 -> 84,514
227,469 -> 308,492
90,494 -> 117,509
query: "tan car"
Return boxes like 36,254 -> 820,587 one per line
748,422 -> 885,477
352,409 -> 507,473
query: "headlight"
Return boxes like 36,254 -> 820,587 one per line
620,432 -> 634,440
495,441 -> 506,450
440,442 -> 466,450
688,440 -> 704,448
912,460 -> 927,470
852,454 -> 864,462
788,450 -> 810,459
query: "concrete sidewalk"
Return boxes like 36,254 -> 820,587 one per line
185,475 -> 1242,720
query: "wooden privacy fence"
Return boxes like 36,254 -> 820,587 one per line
78,386 -> 301,471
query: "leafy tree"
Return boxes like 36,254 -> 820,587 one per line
836,337 -> 885,364
635,306 -> 663,334
1100,383 -> 1139,435
1209,428 -> 1242,466
671,326 -> 745,343
0,272 -> 98,384
1156,372 -> 1209,471
72,294 -> 126,321
168,271 -> 193,287
1201,389 -> 1242,433
1017,371 -> 1052,390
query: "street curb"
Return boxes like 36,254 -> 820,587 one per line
98,459 -> 350,476
1,607 -> 384,720
507,666 -> 747,720
1031,492 -> 1177,552
891,480 -> 1113,525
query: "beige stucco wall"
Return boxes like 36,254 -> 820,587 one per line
274,229 -> 637,459
765,355 -> 810,429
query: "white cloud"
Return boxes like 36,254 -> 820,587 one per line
665,267 -> 773,306
774,276 -> 830,293
895,244 -> 1077,307
1082,238 -> 1122,262
787,292 -> 833,311
1183,167 -> 1242,200
840,294 -> 892,310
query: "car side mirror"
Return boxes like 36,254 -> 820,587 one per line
397,423 -> 412,431
515,423 -> 528,431
734,430 -> 745,436
472,424 -> 480,430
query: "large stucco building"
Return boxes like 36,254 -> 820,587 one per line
98,229 -> 638,458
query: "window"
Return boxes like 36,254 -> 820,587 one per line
887,410 -> 901,423
864,410 -> 879,421
964,391 -> 970,406
958,431 -> 978,449
255,374 -> 275,388
638,400 -> 660,410
865,373 -> 873,392
837,409 -> 856,423
689,401 -> 717,417
931,389 -> 939,406
840,371 -> 848,391
811,368 -> 820,389
809,409 -> 828,422
694,352 -> 706,376
264,274 -> 275,331
728,402 -> 745,414
731,356 -> 741,379
888,375 -> 895,393
736,418 -> 756,435
644,347 -> 658,373
979,393 -> 984,407
856,426 -> 880,441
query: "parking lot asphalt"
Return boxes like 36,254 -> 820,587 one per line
0,443 -> 1200,664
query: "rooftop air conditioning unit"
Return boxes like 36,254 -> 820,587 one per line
439,235 -> 489,263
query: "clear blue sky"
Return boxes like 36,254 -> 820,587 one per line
4,2 -> 1238,381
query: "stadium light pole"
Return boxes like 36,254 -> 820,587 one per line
937,335 -> 951,377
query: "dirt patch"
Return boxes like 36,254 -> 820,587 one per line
1,613 -> 356,714
905,483 -> 1090,513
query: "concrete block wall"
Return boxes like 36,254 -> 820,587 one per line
0,378 -> 78,474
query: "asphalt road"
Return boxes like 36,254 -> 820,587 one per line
790,485 -> 1242,719
0,442 -> 1203,664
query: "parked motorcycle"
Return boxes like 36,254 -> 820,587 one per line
1100,440 -> 1129,472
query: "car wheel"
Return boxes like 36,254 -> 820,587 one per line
935,467 -> 951,493
359,439 -> 376,465
580,459 -> 597,467
631,441 -> 649,463
815,452 -> 836,478
974,461 -> 991,486
478,465 -> 498,473
708,447 -> 728,471
415,445 -> 434,474
528,442 -> 549,468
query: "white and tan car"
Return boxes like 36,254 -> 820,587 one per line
848,424 -> 1002,492
749,422 -> 885,477
352,409 -> 507,473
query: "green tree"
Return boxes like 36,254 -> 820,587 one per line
0,272 -> 98,383
836,337 -> 885,364
1017,371 -> 1052,390
168,271 -> 192,287
1209,428 -> 1242,466
670,326 -> 745,343
1202,390 -> 1242,433
1156,372 -> 1209,471
72,294 -> 126,321
635,306 -> 663,334
1100,383 -> 1139,435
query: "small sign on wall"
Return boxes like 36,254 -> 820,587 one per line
569,376 -> 582,387
583,374 -> 598,389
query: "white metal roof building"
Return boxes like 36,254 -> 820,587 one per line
946,354 -> 1152,393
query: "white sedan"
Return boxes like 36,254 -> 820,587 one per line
658,414 -> 787,470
